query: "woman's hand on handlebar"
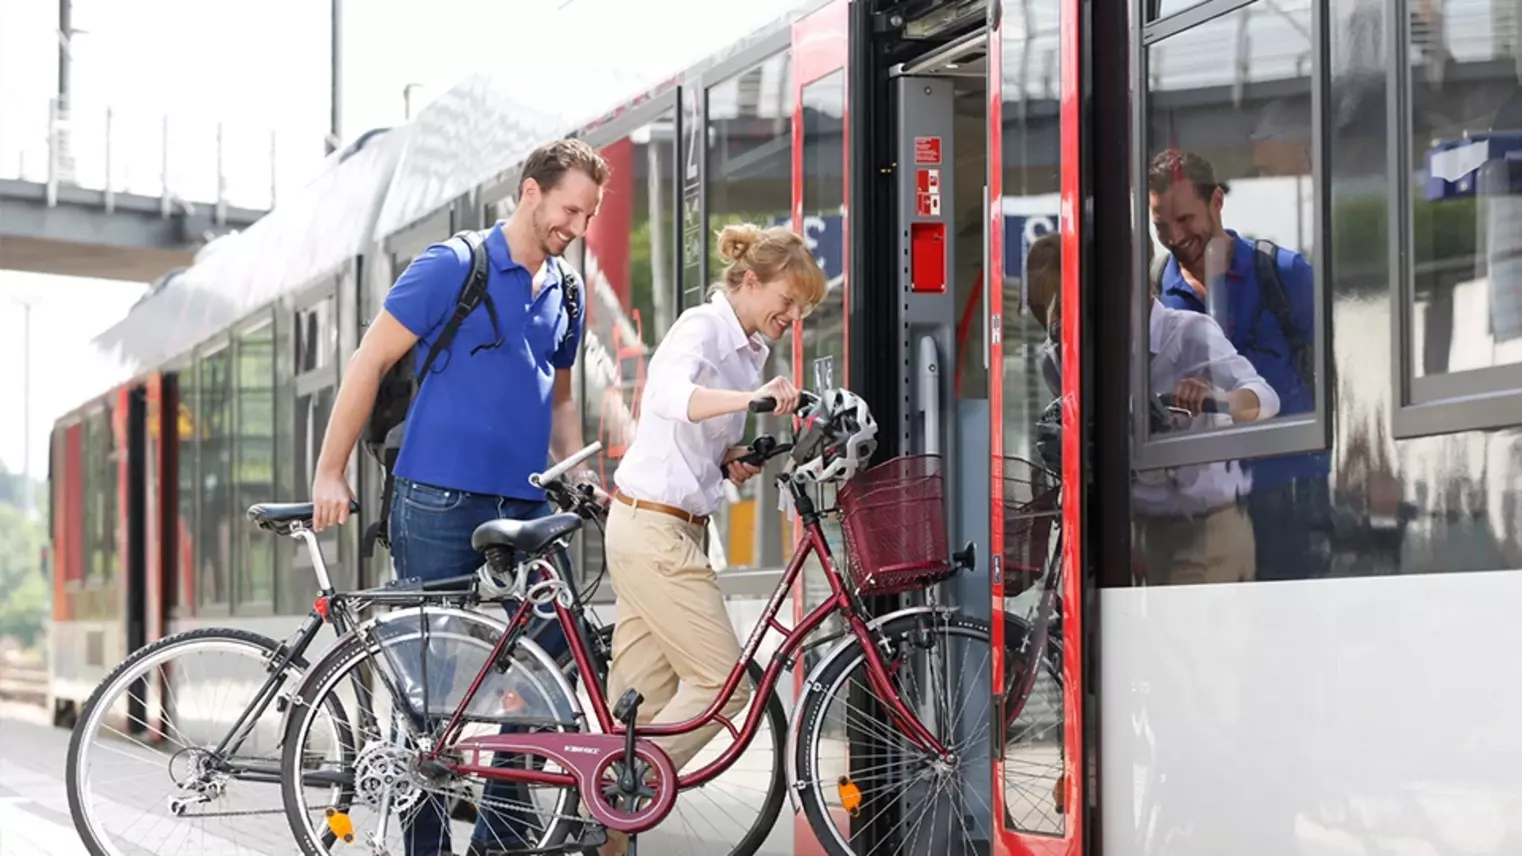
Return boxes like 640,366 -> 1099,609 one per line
722,446 -> 764,485
752,376 -> 802,414
1168,377 -> 1215,417
568,469 -> 612,509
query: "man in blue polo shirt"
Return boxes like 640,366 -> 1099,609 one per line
1146,148 -> 1331,582
310,138 -> 610,855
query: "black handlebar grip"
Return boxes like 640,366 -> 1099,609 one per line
1158,392 -> 1227,413
749,396 -> 778,413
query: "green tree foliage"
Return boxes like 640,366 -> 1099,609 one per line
0,466 -> 49,649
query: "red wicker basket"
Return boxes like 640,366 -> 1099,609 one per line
1001,456 -> 1060,596
838,455 -> 955,596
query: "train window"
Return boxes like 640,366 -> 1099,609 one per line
577,110 -> 680,584
703,50 -> 793,313
1392,0 -> 1522,436
82,408 -> 118,587
704,49 -> 795,575
1133,0 -> 1329,473
234,317 -> 276,610
198,343 -> 234,609
294,295 -> 337,374
176,364 -> 198,612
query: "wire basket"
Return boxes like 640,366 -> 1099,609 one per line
1002,456 -> 1060,596
838,455 -> 955,596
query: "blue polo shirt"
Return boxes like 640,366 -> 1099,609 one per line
1156,230 -> 1328,489
385,223 -> 582,501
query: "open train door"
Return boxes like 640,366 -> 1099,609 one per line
788,2 -> 851,853
988,0 -> 1087,853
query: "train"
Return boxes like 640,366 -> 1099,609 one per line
48,0 -> 1522,854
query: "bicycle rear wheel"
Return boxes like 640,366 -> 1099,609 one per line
281,605 -> 587,856
66,627 -> 355,856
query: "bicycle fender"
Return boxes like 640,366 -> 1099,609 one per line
781,604 -> 961,815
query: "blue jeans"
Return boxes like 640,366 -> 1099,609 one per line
389,477 -> 572,856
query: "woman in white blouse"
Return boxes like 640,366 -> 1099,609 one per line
596,222 -> 826,852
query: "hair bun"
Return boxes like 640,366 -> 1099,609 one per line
717,223 -> 762,263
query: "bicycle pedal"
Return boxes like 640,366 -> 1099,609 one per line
612,688 -> 643,724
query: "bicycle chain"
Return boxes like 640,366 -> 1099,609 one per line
170,806 -> 287,818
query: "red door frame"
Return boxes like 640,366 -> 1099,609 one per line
790,1 -> 850,853
989,0 -> 1085,853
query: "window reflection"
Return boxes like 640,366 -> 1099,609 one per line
1407,3 -> 1522,380
1143,0 -> 1318,436
579,112 -> 679,583
998,0 -> 1066,837
199,345 -> 233,607
176,367 -> 197,611
706,51 -> 793,573
235,320 -> 276,607
797,68 -> 845,678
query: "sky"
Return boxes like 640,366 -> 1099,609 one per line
0,0 -> 805,479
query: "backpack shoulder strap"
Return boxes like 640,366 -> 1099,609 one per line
1252,239 -> 1301,341
553,256 -> 583,352
1149,253 -> 1168,299
1251,238 -> 1318,391
417,230 -> 497,382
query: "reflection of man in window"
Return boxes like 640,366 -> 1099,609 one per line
1147,148 -> 1332,581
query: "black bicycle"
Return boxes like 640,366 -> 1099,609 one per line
64,451 -> 615,856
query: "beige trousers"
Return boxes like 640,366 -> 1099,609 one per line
593,500 -> 750,853
1134,502 -> 1256,585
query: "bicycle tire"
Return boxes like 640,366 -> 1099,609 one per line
65,626 -> 357,856
792,611 -> 997,856
280,610 -> 585,855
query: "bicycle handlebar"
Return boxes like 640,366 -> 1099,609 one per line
748,389 -> 821,414
1157,392 -> 1227,414
532,441 -> 604,488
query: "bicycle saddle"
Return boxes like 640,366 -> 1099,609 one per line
471,513 -> 583,556
246,499 -> 360,534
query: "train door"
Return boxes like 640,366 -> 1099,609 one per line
986,0 -> 1085,853
885,24 -> 998,855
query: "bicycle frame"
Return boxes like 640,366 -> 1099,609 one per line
427,489 -> 953,794
193,526 -> 367,784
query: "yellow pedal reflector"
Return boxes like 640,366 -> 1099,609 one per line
325,807 -> 356,843
837,776 -> 862,817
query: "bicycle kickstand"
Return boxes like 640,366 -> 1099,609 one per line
612,688 -> 644,856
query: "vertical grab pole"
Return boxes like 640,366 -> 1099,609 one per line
918,336 -> 941,456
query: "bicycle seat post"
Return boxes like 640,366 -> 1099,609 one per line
290,526 -> 335,594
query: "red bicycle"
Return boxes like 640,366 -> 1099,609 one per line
279,388 -> 1014,856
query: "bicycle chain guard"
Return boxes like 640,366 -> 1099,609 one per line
449,732 -> 678,834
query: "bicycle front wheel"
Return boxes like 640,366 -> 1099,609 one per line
792,610 -> 1003,856
66,627 -> 355,856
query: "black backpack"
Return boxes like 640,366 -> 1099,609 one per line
359,229 -> 583,558
1149,238 -> 1315,395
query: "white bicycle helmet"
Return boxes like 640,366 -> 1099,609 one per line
792,389 -> 879,484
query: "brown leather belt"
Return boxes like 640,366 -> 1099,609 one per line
613,492 -> 709,526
